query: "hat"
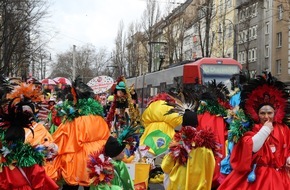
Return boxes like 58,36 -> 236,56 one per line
241,73 -> 290,124
116,81 -> 126,90
182,110 -> 198,127
104,136 -> 126,158
107,95 -> 114,102
48,97 -> 56,103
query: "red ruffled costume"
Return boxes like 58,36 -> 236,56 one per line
218,123 -> 290,190
198,111 -> 227,187
0,164 -> 58,190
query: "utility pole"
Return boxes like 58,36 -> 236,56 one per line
72,45 -> 76,79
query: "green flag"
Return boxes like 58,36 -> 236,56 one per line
143,130 -> 171,155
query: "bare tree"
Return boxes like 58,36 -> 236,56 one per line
141,0 -> 161,73
163,1 -> 196,65
92,47 -> 110,77
32,46 -> 51,79
0,0 -> 49,80
111,21 -> 127,78
49,44 -> 109,83
126,21 -> 144,77
196,0 -> 215,57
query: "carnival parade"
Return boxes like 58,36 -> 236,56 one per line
1,0 -> 290,189
0,71 -> 289,190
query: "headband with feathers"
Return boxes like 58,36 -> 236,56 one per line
240,73 -> 290,125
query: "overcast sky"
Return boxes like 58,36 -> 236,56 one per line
44,0 -> 145,55
43,0 -> 185,58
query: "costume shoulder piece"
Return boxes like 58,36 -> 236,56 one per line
169,126 -> 219,165
197,80 -> 231,117
56,76 -> 104,122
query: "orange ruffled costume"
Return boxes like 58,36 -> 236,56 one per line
24,121 -> 54,146
46,115 -> 110,186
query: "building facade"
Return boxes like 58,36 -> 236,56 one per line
126,0 -> 290,82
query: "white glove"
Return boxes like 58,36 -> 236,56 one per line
252,125 -> 272,153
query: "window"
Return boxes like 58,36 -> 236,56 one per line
276,59 -> 282,74
248,50 -> 252,61
227,0 -> 232,8
277,32 -> 282,47
252,3 -> 258,16
265,0 -> 270,10
253,26 -> 257,39
278,5 -> 283,20
252,48 -> 256,61
249,28 -> 252,39
219,0 -> 223,14
265,22 -> 269,34
228,25 -> 232,37
265,45 -> 269,57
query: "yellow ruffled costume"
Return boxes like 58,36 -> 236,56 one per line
140,100 -> 182,155
162,146 -> 215,190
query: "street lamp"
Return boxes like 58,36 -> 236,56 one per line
148,41 -> 167,72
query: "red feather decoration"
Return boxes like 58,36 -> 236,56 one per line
87,150 -> 114,186
245,84 -> 286,123
169,126 -> 218,165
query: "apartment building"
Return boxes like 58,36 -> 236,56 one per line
271,0 -> 290,83
127,0 -> 290,82
210,0 -> 237,58
236,0 -> 290,82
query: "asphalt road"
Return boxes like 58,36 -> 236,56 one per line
148,183 -> 165,190
76,183 -> 164,190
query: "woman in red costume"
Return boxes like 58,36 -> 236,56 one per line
218,74 -> 290,190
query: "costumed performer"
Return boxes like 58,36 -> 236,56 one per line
45,77 -> 110,190
105,76 -> 141,162
195,80 -> 231,188
94,124 -> 140,190
139,92 -> 182,157
218,73 -> 290,190
220,72 -> 248,181
0,84 -> 58,189
6,82 -> 58,161
161,93 -> 218,190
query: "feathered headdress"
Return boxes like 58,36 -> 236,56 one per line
0,98 -> 35,142
240,73 -> 290,125
162,86 -> 200,128
104,124 -> 140,158
196,80 -> 231,117
6,82 -> 44,104
165,86 -> 199,116
55,76 -> 104,122
146,92 -> 176,107
70,76 -> 95,104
